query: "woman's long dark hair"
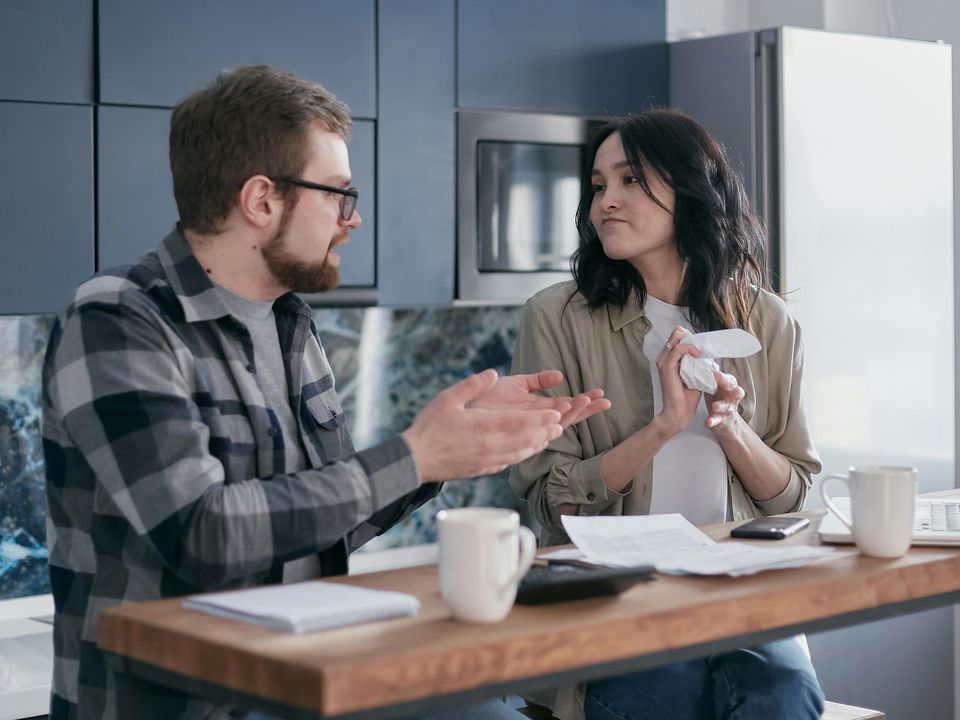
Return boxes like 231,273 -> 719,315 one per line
571,108 -> 769,332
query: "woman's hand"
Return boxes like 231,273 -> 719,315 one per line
705,371 -> 746,434
654,325 -> 702,436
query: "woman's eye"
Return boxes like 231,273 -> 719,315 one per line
624,175 -> 639,185
591,184 -> 605,193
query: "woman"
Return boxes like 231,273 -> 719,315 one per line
508,109 -> 824,720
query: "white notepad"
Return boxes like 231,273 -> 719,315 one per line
819,497 -> 960,547
183,581 -> 420,633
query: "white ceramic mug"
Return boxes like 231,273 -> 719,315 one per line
819,466 -> 917,558
436,508 -> 537,623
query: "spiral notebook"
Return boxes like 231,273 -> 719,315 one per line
819,497 -> 960,547
183,581 -> 420,633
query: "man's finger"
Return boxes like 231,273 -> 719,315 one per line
440,369 -> 499,407
515,369 -> 564,392
558,396 -> 590,426
471,407 -> 562,435
577,397 -> 612,424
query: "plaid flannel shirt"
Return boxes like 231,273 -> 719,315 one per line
42,229 -> 434,720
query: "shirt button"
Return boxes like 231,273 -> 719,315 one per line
268,427 -> 278,437
586,492 -> 596,501
246,363 -> 255,373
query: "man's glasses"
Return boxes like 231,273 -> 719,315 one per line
274,177 -> 359,220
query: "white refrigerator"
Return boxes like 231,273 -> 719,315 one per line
670,27 -> 954,719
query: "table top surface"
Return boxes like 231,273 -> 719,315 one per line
97,498 -> 960,718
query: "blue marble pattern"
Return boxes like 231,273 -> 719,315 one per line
0,305 -> 528,598
0,316 -> 54,601
311,306 -> 529,553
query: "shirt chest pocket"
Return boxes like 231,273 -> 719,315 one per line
304,391 -> 350,463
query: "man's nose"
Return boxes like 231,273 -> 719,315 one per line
342,209 -> 361,229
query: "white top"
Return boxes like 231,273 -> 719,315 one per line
642,295 -> 728,525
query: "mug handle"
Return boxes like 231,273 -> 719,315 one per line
500,526 -> 538,597
820,474 -> 853,531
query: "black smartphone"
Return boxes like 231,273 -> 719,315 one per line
730,516 -> 810,540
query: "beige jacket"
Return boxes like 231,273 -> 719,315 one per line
508,281 -> 822,720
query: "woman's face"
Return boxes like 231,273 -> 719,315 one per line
589,132 -> 676,269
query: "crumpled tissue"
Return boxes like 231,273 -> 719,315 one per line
677,329 -> 761,393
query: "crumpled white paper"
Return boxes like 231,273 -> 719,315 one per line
677,329 -> 761,393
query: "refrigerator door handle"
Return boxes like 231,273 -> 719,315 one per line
755,29 -> 782,292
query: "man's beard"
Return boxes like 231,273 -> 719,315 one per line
261,211 -> 341,294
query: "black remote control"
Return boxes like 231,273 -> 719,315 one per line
515,561 -> 655,605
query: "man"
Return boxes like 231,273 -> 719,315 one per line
42,65 -> 608,720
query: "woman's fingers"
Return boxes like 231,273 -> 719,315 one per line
659,325 -> 691,356
706,373 -> 745,430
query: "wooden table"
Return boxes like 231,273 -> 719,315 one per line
97,509 -> 960,719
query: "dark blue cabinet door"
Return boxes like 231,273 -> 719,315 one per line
458,0 -> 667,115
97,107 -> 375,286
0,0 -> 94,103
377,0 -> 455,306
98,0 -> 376,117
338,120 -> 375,287
0,102 -> 94,314
97,106 -> 177,270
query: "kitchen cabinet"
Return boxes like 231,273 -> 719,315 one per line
377,0 -> 455,305
457,0 -> 667,116
0,0 -> 671,313
97,0 -> 376,118
0,102 -> 94,314
338,120 -> 375,287
97,106 -> 375,287
0,0 -> 94,104
96,106 -> 177,270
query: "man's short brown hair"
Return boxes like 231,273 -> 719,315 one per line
170,65 -> 352,234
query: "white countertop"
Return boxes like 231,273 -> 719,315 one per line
0,595 -> 53,720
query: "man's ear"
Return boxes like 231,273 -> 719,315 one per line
237,175 -> 283,228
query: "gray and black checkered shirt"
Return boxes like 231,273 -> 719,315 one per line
43,229 -> 434,719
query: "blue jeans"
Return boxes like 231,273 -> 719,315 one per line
584,639 -> 824,720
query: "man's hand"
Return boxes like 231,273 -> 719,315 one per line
467,370 -> 610,427
403,369 -> 569,482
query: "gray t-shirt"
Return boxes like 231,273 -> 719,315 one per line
213,282 -> 320,581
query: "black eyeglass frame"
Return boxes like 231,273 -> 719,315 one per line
274,176 -> 359,220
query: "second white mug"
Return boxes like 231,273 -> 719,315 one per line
436,508 -> 537,623
819,465 -> 917,558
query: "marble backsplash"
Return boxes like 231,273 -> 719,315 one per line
0,305 -> 527,600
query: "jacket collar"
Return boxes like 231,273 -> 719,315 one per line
607,290 -> 647,332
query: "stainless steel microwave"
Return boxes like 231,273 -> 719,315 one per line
456,110 -> 604,304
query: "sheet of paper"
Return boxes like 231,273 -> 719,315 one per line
561,513 -> 839,576
681,328 -> 761,358
678,328 -> 761,393
561,513 -> 713,567
538,548 -> 589,562
651,543 -> 842,577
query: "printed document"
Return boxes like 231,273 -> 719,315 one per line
561,514 -> 839,576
